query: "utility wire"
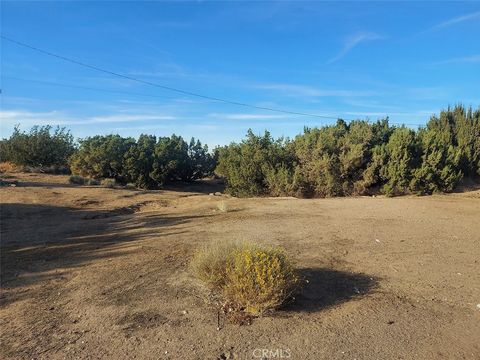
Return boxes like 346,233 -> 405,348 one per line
0,35 -> 355,121
2,75 -> 176,100
1,35 -> 425,127
2,76 -> 425,126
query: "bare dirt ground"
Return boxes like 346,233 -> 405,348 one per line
1,173 -> 479,360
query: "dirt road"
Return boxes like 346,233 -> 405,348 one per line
1,173 -> 479,359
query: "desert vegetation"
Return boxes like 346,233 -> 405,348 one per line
1,130 -> 215,187
0,125 -> 74,173
217,105 -> 480,197
2,171 -> 478,359
191,241 -> 299,317
69,134 -> 215,188
1,105 -> 479,196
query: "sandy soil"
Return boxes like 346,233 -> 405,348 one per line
1,172 -> 479,360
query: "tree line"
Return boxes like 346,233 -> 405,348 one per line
0,127 -> 215,188
217,105 -> 479,196
1,105 -> 478,196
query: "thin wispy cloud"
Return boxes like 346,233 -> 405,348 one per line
428,11 -> 480,31
256,83 -> 375,97
208,113 -> 288,120
344,110 -> 437,117
1,110 -> 71,127
88,114 -> 176,123
408,87 -> 449,100
0,110 -> 178,130
128,62 -> 188,78
327,31 -> 385,64
433,54 -> 480,65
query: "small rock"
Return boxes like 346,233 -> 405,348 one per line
214,192 -> 222,196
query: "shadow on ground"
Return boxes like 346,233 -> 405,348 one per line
0,202 -> 208,305
164,178 -> 225,194
283,268 -> 378,313
8,175 -> 225,194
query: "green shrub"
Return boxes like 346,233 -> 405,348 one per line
410,105 -> 478,193
411,127 -> 462,194
264,165 -> 303,197
1,125 -> 75,167
70,133 -> 215,189
69,135 -> 135,181
381,127 -> 420,196
191,241 -> 299,316
215,107 -> 478,197
123,134 -> 157,188
215,130 -> 296,197
3,105 -> 478,196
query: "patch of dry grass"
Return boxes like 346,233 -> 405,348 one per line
191,241 -> 299,317
101,178 -> 116,188
224,245 -> 299,315
190,240 -> 240,289
0,162 -> 18,173
216,201 -> 229,212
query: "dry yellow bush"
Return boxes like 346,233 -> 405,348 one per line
217,201 -> 228,212
0,162 -> 17,173
224,245 -> 298,314
191,241 -> 299,316
190,240 -> 240,288
101,178 -> 116,188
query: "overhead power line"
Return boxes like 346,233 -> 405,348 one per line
1,35 -> 425,126
1,35 -> 346,120
2,76 -> 424,127
2,75 -> 175,100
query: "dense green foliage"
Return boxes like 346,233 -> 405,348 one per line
69,133 -> 214,188
0,125 -> 75,168
215,130 -> 297,197
216,105 -> 480,197
2,105 -> 478,195
70,135 -> 136,181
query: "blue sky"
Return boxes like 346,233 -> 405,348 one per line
1,1 -> 479,146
